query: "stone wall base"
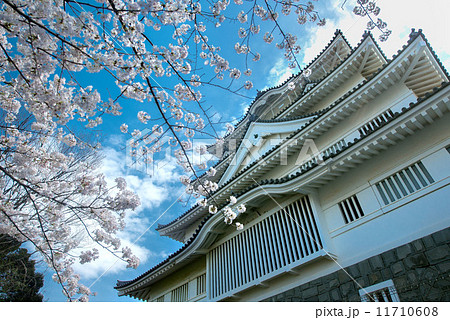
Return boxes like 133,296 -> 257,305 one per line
263,228 -> 450,302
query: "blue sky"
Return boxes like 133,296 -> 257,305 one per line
37,0 -> 450,301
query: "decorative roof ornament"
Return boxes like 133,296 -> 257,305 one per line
255,89 -> 264,99
409,28 -> 422,41
303,68 -> 312,78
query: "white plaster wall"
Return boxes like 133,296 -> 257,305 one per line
252,85 -> 413,182
147,257 -> 206,301
224,113 -> 450,302
226,183 -> 450,302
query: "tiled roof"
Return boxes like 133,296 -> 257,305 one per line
117,28 -> 450,290
207,29 -> 352,149
404,29 -> 450,79
116,79 -> 450,291
157,29 -> 443,235
256,109 -> 324,123
157,30 -> 360,233
272,30 -> 385,119
252,29 -> 353,101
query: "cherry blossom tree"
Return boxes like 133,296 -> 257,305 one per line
0,0 -> 389,301
0,112 -> 141,301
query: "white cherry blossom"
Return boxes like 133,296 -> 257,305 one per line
137,111 -> 151,124
209,205 -> 218,214
0,0 -> 387,301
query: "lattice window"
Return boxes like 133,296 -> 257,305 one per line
171,283 -> 188,302
196,273 -> 206,296
338,195 -> 364,224
208,196 -> 323,299
360,279 -> 400,302
375,161 -> 434,205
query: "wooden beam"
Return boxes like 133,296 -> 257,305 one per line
391,131 -> 406,140
415,82 -> 443,96
354,151 -> 371,160
142,287 -> 152,301
407,67 -> 435,81
405,74 -> 439,87
364,57 -> 382,68
420,111 -> 434,125
382,136 -> 396,145
358,47 -> 372,73
362,146 -> 379,156
383,75 -> 396,85
399,124 -> 415,135
411,118 -> 424,130
400,46 -> 426,83
348,157 -> 364,164
431,105 -> 444,118
372,141 -> 388,150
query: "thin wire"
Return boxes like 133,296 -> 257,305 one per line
73,0 -> 373,300
250,177 -> 374,300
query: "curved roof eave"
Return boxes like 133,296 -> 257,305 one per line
116,79 -> 450,293
206,30 -> 352,152
156,33 -> 379,236
155,28 -> 450,242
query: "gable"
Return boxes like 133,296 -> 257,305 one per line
219,116 -> 314,184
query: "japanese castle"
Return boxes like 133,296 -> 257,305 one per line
115,29 -> 450,302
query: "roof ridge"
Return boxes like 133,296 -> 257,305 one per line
209,29 -> 351,148
156,28 -> 445,237
255,109 -> 322,123
273,30 -> 382,119
251,29 -> 349,100
117,81 -> 450,290
412,28 -> 450,80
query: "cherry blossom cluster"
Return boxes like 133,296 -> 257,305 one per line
0,0 -> 390,301
353,0 -> 391,41
201,196 -> 246,230
0,119 -> 141,301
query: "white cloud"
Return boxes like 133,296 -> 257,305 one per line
72,238 -> 152,280
264,58 -> 294,89
101,146 -> 180,211
301,0 -> 450,70
106,134 -> 126,147
302,1 -> 367,65
71,146 -> 184,280
375,0 -> 450,69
